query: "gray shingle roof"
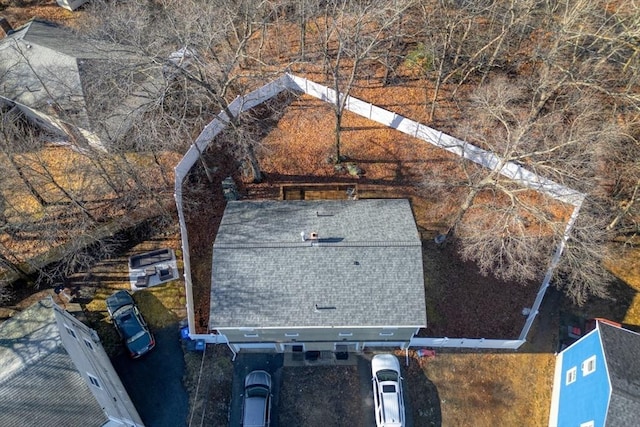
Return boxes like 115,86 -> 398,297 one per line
0,299 -> 108,426
0,20 -> 159,144
599,322 -> 640,425
210,199 -> 426,328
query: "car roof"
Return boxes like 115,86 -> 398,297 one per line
243,395 -> 268,427
379,385 -> 402,426
114,307 -> 143,337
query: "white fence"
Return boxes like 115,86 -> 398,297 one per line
174,73 -> 586,349
174,75 -> 292,333
410,337 -> 525,350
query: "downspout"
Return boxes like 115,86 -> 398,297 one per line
223,333 -> 237,361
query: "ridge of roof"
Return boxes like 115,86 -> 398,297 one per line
214,240 -> 422,249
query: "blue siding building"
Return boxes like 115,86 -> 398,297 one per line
549,320 -> 640,426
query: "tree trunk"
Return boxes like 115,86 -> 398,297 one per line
334,110 -> 342,163
245,143 -> 263,183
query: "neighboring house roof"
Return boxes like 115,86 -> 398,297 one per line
210,199 -> 426,329
0,19 -> 159,146
0,299 -> 108,426
549,320 -> 640,427
599,322 -> 640,424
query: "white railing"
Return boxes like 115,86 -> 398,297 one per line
410,337 -> 525,350
175,73 -> 586,349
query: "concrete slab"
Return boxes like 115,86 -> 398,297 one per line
128,248 -> 179,291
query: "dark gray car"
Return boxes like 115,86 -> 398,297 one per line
106,290 -> 155,358
242,370 -> 272,427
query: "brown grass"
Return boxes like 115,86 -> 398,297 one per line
420,350 -> 554,426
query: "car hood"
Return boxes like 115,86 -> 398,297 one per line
372,354 -> 401,372
245,370 -> 272,388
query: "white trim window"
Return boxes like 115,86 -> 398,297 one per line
582,355 -> 596,376
64,325 -> 77,339
87,373 -> 101,389
566,366 -> 577,385
243,333 -> 259,338
83,338 -> 94,351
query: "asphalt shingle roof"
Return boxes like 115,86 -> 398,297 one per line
210,199 -> 426,329
0,20 -> 159,144
0,299 -> 107,427
599,322 -> 640,425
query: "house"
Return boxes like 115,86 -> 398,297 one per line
0,19 -> 160,150
0,299 -> 144,427
209,198 -> 427,354
549,319 -> 640,427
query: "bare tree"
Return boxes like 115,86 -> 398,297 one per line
314,0 -> 411,163
424,74 -> 623,303
81,0 -> 280,182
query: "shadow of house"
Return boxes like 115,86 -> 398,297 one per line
0,19 -> 161,151
0,299 -> 144,427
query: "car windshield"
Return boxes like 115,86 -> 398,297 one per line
377,369 -> 399,382
246,385 -> 269,398
112,304 -> 133,318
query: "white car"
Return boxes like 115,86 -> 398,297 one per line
371,354 -> 406,427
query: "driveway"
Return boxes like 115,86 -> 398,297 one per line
112,322 -> 189,427
229,352 -> 415,427
230,353 -> 284,427
358,353 -> 415,427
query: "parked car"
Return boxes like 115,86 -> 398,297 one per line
371,354 -> 406,427
106,290 -> 155,358
242,370 -> 272,427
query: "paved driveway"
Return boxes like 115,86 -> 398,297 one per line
359,354 -> 415,427
229,352 -> 414,427
230,353 -> 284,427
112,322 -> 189,427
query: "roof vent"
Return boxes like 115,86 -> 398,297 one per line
309,231 -> 319,240
314,304 -> 336,311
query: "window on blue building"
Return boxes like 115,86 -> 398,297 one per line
582,355 -> 596,376
566,366 -> 577,385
